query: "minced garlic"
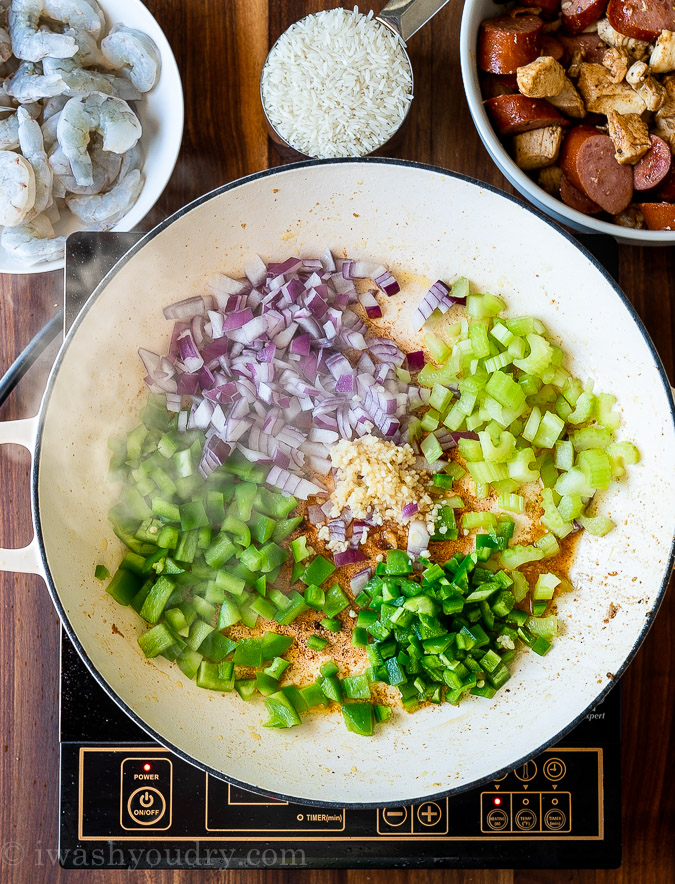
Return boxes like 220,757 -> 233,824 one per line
316,525 -> 348,553
328,435 -> 439,535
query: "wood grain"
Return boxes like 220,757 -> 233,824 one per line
0,0 -> 673,881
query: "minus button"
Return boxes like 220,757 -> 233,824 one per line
381,807 -> 408,827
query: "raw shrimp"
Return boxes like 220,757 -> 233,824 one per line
0,213 -> 66,265
42,56 -> 142,100
17,104 -> 52,212
0,25 -> 11,62
42,93 -> 67,119
43,195 -> 60,223
100,24 -> 161,93
0,101 -> 39,148
0,108 -> 19,149
49,140 -> 119,193
63,25 -> 106,68
40,108 -> 58,149
44,0 -> 104,38
8,0 -> 77,61
4,60 -> 65,102
51,171 -> 64,198
56,91 -> 141,186
66,167 -> 142,227
43,55 -> 113,94
0,148 -> 36,225
118,141 -> 142,178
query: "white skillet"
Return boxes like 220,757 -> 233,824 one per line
0,159 -> 673,806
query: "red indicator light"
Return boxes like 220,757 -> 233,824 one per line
494,797 -> 501,805
143,763 -> 151,771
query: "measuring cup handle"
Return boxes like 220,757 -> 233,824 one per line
376,0 -> 451,42
0,416 -> 42,575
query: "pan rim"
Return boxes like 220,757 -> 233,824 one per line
33,156 -> 675,809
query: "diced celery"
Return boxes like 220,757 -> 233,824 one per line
557,493 -> 583,522
479,430 -> 515,463
578,513 -> 615,536
577,449 -> 612,490
421,433 -> 443,464
513,334 -> 553,376
554,440 -> 574,472
486,371 -> 526,411
596,393 -> 621,430
554,466 -> 594,498
534,532 -> 560,558
533,411 -> 564,449
424,333 -> 451,363
497,492 -> 524,514
508,447 -> 539,484
500,544 -> 544,570
567,391 -> 595,424
461,511 -> 497,530
541,488 -> 574,539
533,572 -> 560,600
570,427 -> 613,451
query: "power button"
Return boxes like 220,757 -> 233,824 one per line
127,787 -> 166,825
120,757 -> 172,831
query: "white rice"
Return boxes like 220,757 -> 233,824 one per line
261,7 -> 413,159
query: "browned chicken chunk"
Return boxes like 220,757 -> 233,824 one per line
606,110 -> 651,164
514,125 -> 564,169
577,62 -> 646,114
517,56 -> 566,98
548,76 -> 586,117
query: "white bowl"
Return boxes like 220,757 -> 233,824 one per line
460,0 -> 675,246
0,0 -> 184,275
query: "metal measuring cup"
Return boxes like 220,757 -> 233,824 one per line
261,0 -> 452,161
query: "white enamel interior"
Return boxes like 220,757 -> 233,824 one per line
36,161 -> 675,805
0,0 -> 184,275
460,0 -> 675,246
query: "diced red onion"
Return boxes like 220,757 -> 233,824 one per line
244,254 -> 267,287
350,567 -> 371,593
402,502 -> 419,519
407,519 -> 429,559
177,330 -> 204,373
412,280 -> 458,330
163,296 -> 208,321
451,430 -> 479,442
405,350 -> 425,372
333,548 -> 368,567
374,270 -> 400,296
208,272 -> 249,298
223,308 -> 254,331
358,289 -> 383,319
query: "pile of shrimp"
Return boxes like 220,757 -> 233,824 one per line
0,0 -> 161,266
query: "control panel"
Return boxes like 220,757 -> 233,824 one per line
70,745 -> 603,842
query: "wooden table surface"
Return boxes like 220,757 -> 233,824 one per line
0,1 -> 673,881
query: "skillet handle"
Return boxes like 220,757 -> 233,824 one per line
0,416 -> 42,575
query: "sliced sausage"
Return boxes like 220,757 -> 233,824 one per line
636,201 -> 675,229
480,73 -> 519,99
485,94 -> 567,136
606,0 -> 675,42
656,163 -> 675,201
562,0 -> 609,35
541,36 -> 564,62
536,0 -> 564,18
633,136 -> 672,191
560,174 -> 603,214
479,14 -> 544,75
560,125 -> 634,214
559,34 -> 608,65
